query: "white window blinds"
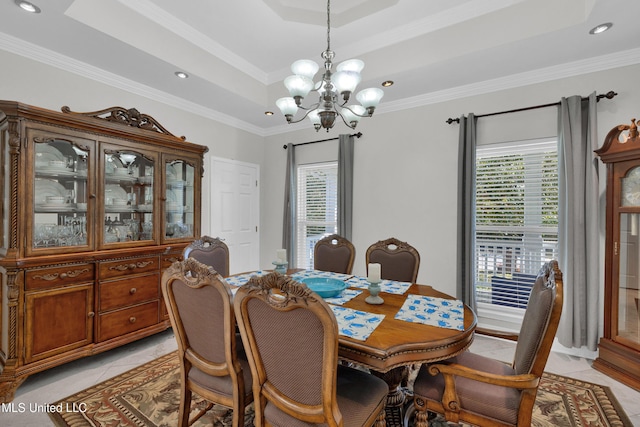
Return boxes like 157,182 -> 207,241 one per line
296,162 -> 338,269
475,139 -> 558,309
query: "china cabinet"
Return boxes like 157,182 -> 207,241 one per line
594,117 -> 640,391
0,101 -> 207,401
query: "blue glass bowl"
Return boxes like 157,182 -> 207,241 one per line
301,277 -> 347,298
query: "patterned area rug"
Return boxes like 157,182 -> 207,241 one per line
49,351 -> 632,427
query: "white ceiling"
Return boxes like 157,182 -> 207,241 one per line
1,0 -> 639,136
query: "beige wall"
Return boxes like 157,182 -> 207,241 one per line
2,48 -> 639,308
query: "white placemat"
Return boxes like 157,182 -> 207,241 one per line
395,294 -> 464,331
329,305 -> 385,341
224,270 -> 270,287
324,288 -> 362,305
345,276 -> 412,295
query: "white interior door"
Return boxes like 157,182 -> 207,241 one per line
210,157 -> 260,274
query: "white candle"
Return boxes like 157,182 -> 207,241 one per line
276,249 -> 287,263
368,263 -> 381,283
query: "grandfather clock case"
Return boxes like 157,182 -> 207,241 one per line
594,118 -> 640,391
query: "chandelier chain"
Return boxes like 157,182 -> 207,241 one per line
326,0 -> 331,52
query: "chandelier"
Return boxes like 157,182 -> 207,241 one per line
276,0 -> 384,132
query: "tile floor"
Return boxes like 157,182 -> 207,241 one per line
1,331 -> 639,426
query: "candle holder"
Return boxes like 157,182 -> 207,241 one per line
365,280 -> 384,305
272,261 -> 288,275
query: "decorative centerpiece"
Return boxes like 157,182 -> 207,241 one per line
272,248 -> 288,275
365,263 -> 384,305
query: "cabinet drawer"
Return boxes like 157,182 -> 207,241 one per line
99,256 -> 159,280
98,301 -> 158,342
26,264 -> 94,291
100,273 -> 159,312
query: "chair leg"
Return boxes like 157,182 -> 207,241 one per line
414,408 -> 430,427
374,407 -> 387,427
178,387 -> 192,427
232,396 -> 245,427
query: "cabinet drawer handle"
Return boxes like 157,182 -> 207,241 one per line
129,316 -> 137,323
130,287 -> 137,295
88,312 -> 95,318
60,273 -> 67,279
129,263 -> 137,270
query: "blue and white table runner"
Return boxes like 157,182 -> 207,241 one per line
345,276 -> 412,295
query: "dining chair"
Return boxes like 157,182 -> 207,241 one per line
234,272 -> 389,427
161,258 -> 253,427
313,233 -> 356,274
365,237 -> 420,283
411,260 -> 563,427
182,235 -> 230,277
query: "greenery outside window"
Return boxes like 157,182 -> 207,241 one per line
475,139 -> 558,322
296,162 -> 338,269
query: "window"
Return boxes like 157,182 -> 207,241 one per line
474,139 -> 558,315
296,162 -> 338,269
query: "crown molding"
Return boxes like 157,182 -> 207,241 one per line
377,47 -> 640,115
2,30 -> 639,138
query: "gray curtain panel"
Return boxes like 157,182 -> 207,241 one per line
282,143 -> 296,266
338,134 -> 354,241
457,114 -> 477,312
557,93 -> 600,350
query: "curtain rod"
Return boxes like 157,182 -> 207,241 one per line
282,132 -> 362,149
445,91 -> 617,124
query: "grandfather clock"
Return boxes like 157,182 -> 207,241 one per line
594,118 -> 640,391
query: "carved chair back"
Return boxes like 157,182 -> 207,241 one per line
161,257 -> 252,427
365,237 -> 420,283
183,236 -> 230,277
314,234 -> 356,274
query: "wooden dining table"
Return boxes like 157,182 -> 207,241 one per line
334,281 -> 477,415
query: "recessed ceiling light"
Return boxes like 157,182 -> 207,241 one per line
264,111 -> 274,116
174,71 -> 189,79
589,22 -> 612,35
382,80 -> 394,87
15,0 -> 41,13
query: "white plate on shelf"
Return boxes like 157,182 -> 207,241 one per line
35,144 -> 65,163
105,184 -> 128,204
35,179 -> 66,204
36,203 -> 76,212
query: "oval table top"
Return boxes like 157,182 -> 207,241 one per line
336,282 -> 477,373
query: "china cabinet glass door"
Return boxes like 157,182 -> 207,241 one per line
164,159 -> 195,240
616,165 -> 640,350
32,137 -> 90,252
103,149 -> 155,244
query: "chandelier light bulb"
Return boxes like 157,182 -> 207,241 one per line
331,71 -> 361,98
356,88 -> 384,111
284,75 -> 314,99
336,59 -> 364,74
291,59 -> 320,79
276,97 -> 298,120
341,105 -> 366,126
